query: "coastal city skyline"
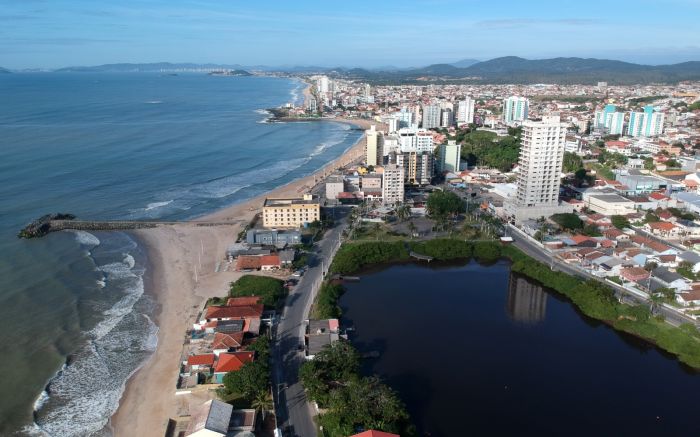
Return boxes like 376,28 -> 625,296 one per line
4,2 -> 700,436
2,0 -> 700,69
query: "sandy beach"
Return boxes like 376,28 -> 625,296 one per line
110,117 -> 378,437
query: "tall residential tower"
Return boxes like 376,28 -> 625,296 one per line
505,115 -> 572,221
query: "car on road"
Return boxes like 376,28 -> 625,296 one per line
292,269 -> 304,277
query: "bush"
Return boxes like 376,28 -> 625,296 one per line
313,282 -> 345,319
330,241 -> 409,274
229,275 -> 285,307
551,213 -> 583,231
472,241 -> 501,263
410,239 -> 472,260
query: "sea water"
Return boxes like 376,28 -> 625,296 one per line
0,73 -> 362,435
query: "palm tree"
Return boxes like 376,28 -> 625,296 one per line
251,390 -> 273,423
408,221 -> 417,238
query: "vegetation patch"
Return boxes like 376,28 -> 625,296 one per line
229,275 -> 285,307
299,342 -> 415,437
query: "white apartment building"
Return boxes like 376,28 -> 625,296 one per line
365,125 -> 383,167
456,98 -> 475,125
422,104 -> 441,129
381,164 -> 405,204
503,96 -> 529,125
628,105 -> 665,137
439,141 -> 461,173
397,128 -> 434,153
506,115 -> 572,221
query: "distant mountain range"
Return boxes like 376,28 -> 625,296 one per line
6,56 -> 700,84
0,67 -> 10,74
53,62 -> 250,73
450,58 -> 481,68
331,56 -> 700,85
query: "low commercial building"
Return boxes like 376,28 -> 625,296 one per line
246,229 -> 301,246
585,193 -> 636,216
262,194 -> 320,228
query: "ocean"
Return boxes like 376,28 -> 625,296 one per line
0,73 -> 363,435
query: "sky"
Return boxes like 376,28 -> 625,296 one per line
2,0 -> 700,69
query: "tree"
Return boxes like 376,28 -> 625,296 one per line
574,168 -> 589,185
611,215 -> 630,229
223,361 -> 269,400
251,390 -> 273,422
643,157 -> 655,170
407,221 -> 417,238
395,203 -> 411,222
582,223 -> 602,236
426,190 -> 465,219
551,213 -> 583,231
563,151 -> 583,173
327,376 -> 409,435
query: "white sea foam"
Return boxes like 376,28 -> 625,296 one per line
145,200 -> 173,210
123,253 -> 135,269
144,100 -> 162,104
96,279 -> 106,289
33,389 -> 50,412
71,230 -> 100,247
33,244 -> 154,436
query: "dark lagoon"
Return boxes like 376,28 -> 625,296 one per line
339,260 -> 700,437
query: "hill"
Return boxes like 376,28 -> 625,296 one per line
332,56 -> 700,85
451,58 -> 480,68
0,67 -> 10,74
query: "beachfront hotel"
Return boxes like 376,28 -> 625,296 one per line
262,194 -> 320,228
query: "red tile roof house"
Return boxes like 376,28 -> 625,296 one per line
194,301 -> 264,333
185,353 -> 216,372
236,255 -> 262,271
643,221 -> 680,238
211,332 -> 245,356
620,267 -> 650,282
213,351 -> 254,384
260,254 -> 281,271
351,431 -> 400,437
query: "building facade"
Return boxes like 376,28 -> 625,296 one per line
456,98 -> 475,125
381,164 -> 405,204
262,194 -> 320,228
627,105 -> 665,137
503,96 -> 529,125
438,141 -> 461,173
422,104 -> 441,129
390,151 -> 434,185
365,125 -> 384,166
505,115 -> 573,221
397,128 -> 434,153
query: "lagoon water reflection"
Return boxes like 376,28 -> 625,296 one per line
340,260 -> 700,437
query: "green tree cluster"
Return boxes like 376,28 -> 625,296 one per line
299,342 -> 413,436
313,282 -> 345,319
222,336 -> 271,401
426,190 -> 465,218
562,151 -> 584,173
550,213 -> 583,231
229,275 -> 285,307
611,215 -> 631,229
459,130 -> 521,171
330,241 -> 409,274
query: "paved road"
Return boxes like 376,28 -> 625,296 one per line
509,224 -> 694,327
271,207 -> 349,437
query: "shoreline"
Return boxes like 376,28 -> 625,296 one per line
109,116 -> 378,436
